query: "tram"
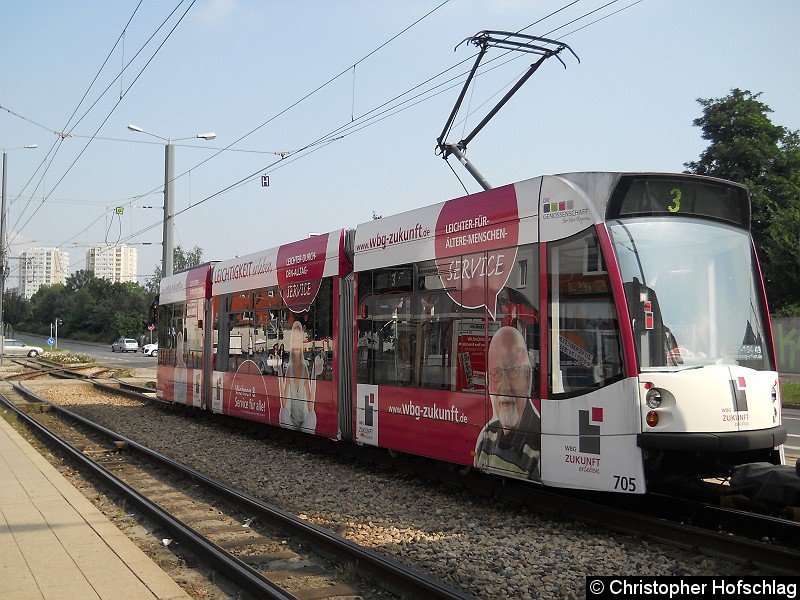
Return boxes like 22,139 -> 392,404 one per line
156,172 -> 786,494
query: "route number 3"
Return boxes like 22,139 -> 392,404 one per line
668,188 -> 681,213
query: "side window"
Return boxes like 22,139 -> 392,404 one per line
157,303 -> 181,366
357,265 -> 414,386
417,261 -> 460,390
357,263 -> 459,389
492,243 -> 540,397
356,250 -> 540,394
250,288 -> 284,376
215,280 -> 334,378
168,303 -> 187,368
548,228 -> 623,398
218,292 -> 254,372
282,277 -> 334,381
185,297 -> 204,369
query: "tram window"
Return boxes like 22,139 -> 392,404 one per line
609,218 -> 773,371
217,279 -> 334,379
358,262 -> 458,389
156,304 -> 192,368
357,290 -> 415,386
495,246 -> 539,339
358,250 -> 540,393
288,278 -> 334,381
249,287 -> 283,376
548,229 -> 624,398
157,304 -> 180,366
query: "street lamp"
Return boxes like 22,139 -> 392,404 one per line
0,144 -> 37,365
127,124 -> 216,277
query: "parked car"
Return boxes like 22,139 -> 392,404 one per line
111,338 -> 139,353
142,342 -> 158,357
2,339 -> 44,357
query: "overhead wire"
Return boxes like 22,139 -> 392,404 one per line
30,0 -> 454,276
4,2 -> 198,278
8,0 -> 156,233
16,0 -> 645,277
109,0 -> 646,254
138,0 -> 455,195
12,0 -> 197,241
118,0 -> 646,248
6,2 -> 192,242
7,1 -> 197,275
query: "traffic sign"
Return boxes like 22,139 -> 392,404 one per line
148,324 -> 155,331
47,337 -> 55,346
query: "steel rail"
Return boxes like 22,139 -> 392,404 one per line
14,362 -> 799,579
497,480 -> 800,575
0,391 -> 299,600
7,384 -> 476,600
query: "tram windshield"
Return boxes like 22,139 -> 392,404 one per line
607,218 -> 773,372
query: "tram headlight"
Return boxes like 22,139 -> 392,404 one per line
646,410 -> 659,427
645,387 -> 662,409
772,383 -> 778,403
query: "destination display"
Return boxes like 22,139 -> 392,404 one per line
607,175 -> 750,228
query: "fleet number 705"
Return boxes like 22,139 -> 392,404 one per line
613,475 -> 637,492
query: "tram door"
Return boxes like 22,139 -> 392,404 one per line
542,223 -> 642,492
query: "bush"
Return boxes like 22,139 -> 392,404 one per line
43,352 -> 95,365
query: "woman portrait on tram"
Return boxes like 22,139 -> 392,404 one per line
279,320 -> 323,433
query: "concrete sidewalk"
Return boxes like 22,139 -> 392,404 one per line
0,416 -> 189,600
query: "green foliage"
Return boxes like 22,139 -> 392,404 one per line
144,245 -> 204,294
771,303 -> 800,318
3,294 -> 31,329
14,270 -> 155,342
66,269 -> 96,292
780,381 -> 800,406
9,247 -> 204,341
43,352 -> 95,365
685,89 -> 800,312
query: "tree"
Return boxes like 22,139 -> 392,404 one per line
144,245 -> 204,294
685,89 -> 800,313
66,269 -> 96,292
2,293 -> 31,331
14,268 -> 153,341
28,284 -> 70,332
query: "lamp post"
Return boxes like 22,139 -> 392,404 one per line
127,124 -> 215,277
0,144 -> 37,366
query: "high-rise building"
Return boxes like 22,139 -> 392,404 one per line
85,244 -> 138,283
17,247 -> 70,300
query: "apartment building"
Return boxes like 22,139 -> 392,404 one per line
17,247 -> 70,300
85,244 -> 138,283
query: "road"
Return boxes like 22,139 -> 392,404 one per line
783,407 -> 800,466
15,333 -> 158,370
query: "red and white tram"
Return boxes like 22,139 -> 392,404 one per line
156,172 -> 786,494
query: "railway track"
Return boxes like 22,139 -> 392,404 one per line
2,382 -> 474,600
494,479 -> 800,575
4,359 -> 799,592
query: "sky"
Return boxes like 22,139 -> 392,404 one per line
1,0 -> 798,285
